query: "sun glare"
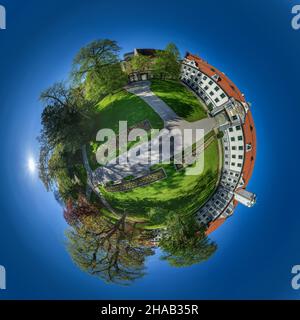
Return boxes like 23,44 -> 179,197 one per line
27,157 -> 36,174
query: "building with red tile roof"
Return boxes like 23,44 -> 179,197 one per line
181,52 -> 256,234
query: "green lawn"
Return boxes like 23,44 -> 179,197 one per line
87,90 -> 164,169
95,90 -> 164,133
150,79 -> 207,122
101,139 -> 219,226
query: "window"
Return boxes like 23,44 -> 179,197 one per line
239,146 -> 243,150
225,147 -> 228,151
231,137 -> 235,142
209,91 -> 214,96
215,86 -> 220,91
220,93 -> 226,98
232,154 -> 236,159
231,162 -> 236,166
203,75 -> 207,80
229,127 -> 233,132
238,155 -> 243,160
214,98 -> 220,103
238,136 -> 243,141
225,161 -> 229,165
204,85 -> 209,90
232,115 -> 238,120
236,125 -> 241,130
237,163 -> 242,168
232,146 -> 236,150
194,77 -> 198,82
209,80 -> 213,85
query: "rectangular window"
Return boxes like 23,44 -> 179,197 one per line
232,154 -> 236,159
203,75 -> 207,80
236,125 -> 241,130
237,163 -> 242,167
214,98 -> 219,103
238,155 -> 243,160
232,146 -> 236,150
204,85 -> 209,90
231,137 -> 235,142
238,136 -> 243,141
229,127 -> 233,132
215,86 -> 220,91
209,80 -> 213,85
220,93 -> 226,98
231,162 -> 236,166
239,146 -> 243,150
209,91 -> 214,96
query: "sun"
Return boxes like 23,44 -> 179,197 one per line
27,156 -> 36,174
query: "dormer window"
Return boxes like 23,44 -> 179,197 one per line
212,74 -> 220,81
246,143 -> 252,152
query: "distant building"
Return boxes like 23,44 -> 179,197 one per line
180,52 -> 256,234
122,48 -> 161,82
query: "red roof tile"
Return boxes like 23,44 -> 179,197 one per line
185,53 -> 245,102
205,218 -> 226,235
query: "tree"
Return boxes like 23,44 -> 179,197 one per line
130,54 -> 152,73
38,82 -> 94,195
84,63 -> 127,101
39,82 -> 94,152
66,212 -> 155,285
159,214 -> 217,267
165,42 -> 181,60
152,43 -> 181,80
64,194 -> 100,226
72,39 -> 127,101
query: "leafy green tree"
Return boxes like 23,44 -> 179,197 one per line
39,82 -> 94,151
152,43 -> 181,80
165,42 -> 181,60
38,82 -> 94,194
72,39 -> 127,101
159,214 -> 217,267
130,54 -> 152,73
66,213 -> 155,285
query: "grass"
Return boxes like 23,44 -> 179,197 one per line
150,79 -> 207,122
101,139 -> 219,227
95,90 -> 164,133
87,90 -> 164,169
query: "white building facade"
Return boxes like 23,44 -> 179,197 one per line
180,53 -> 256,232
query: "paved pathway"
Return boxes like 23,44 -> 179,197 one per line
91,81 -> 218,185
81,145 -> 117,213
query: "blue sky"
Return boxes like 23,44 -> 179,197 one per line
0,0 -> 300,299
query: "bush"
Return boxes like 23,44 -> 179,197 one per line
216,131 -> 224,139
